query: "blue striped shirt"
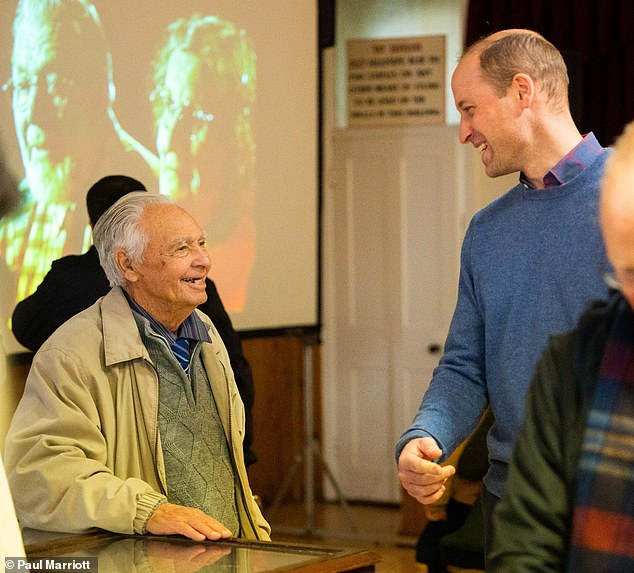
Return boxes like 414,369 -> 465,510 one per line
124,292 -> 211,369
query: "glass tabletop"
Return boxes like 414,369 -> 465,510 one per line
22,530 -> 380,573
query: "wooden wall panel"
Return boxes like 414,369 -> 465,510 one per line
241,335 -> 322,507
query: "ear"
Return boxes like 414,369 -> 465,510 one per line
115,248 -> 140,282
512,73 -> 534,109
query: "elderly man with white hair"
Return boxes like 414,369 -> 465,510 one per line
4,192 -> 270,542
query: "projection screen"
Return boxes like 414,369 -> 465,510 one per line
0,0 -> 319,353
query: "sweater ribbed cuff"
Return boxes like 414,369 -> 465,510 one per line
134,491 -> 167,534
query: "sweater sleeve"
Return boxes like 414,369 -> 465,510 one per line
488,334 -> 580,572
396,220 -> 489,462
4,347 -> 166,534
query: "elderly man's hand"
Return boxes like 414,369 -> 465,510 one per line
398,437 -> 455,505
144,539 -> 231,573
146,503 -> 233,542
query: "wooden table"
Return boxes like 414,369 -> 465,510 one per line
23,530 -> 381,572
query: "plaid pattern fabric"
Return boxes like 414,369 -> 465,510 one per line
567,297 -> 634,572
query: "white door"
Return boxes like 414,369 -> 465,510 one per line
322,126 -> 470,503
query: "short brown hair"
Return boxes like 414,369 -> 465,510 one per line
465,29 -> 569,111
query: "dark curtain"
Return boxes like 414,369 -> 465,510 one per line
466,0 -> 634,146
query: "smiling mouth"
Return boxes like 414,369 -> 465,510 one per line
182,277 -> 205,285
477,143 -> 487,154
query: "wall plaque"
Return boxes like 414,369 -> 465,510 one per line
347,35 -> 445,127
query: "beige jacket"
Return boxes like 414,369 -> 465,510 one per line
4,288 -> 270,540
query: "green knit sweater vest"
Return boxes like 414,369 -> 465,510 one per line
138,321 -> 240,535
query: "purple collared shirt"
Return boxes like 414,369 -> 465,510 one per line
520,132 -> 604,189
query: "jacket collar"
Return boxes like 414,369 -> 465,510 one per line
101,287 -> 150,367
101,287 -> 217,368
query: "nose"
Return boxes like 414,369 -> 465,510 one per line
30,78 -> 63,125
192,243 -> 211,268
459,118 -> 472,145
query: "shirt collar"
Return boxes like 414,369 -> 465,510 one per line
520,132 -> 603,189
123,291 -> 211,344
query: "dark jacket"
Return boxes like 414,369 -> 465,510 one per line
11,246 -> 257,465
489,292 -> 619,571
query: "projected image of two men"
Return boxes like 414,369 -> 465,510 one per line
0,0 -> 257,343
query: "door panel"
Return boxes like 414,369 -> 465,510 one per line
323,127 -> 468,502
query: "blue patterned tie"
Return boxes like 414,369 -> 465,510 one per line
171,337 -> 191,372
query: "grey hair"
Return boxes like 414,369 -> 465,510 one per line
93,192 -> 172,287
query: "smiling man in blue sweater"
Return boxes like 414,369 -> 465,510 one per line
396,29 -> 610,564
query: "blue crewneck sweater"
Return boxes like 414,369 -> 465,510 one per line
396,149 -> 611,498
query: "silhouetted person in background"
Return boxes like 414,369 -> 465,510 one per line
12,175 -> 257,466
416,410 -> 493,572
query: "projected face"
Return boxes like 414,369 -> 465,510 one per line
0,0 -> 133,311
8,0 -> 112,203
155,49 -> 221,204
151,16 -> 255,243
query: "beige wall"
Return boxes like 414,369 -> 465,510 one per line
0,349 -> 28,455
471,153 -> 519,212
